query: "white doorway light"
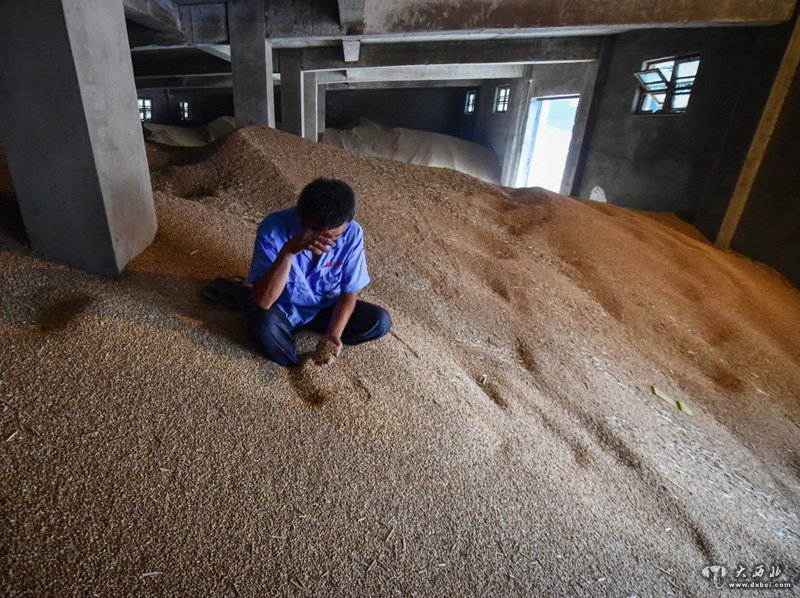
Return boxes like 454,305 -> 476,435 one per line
517,96 -> 579,192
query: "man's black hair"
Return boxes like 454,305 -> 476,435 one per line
296,178 -> 356,230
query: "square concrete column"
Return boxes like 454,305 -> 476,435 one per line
0,0 -> 157,276
317,84 -> 326,136
303,72 -> 318,142
280,50 -> 304,137
228,0 -> 275,128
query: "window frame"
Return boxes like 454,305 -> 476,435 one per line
138,97 -> 153,122
633,54 -> 700,115
464,90 -> 477,114
493,85 -> 511,114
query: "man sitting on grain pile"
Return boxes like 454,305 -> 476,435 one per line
247,178 -> 391,367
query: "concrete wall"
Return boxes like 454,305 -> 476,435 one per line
576,27 -> 771,218
693,23 -> 792,239
731,65 -> 800,287
136,89 -> 234,125
325,87 -> 475,138
471,61 -> 598,188
471,77 -> 529,181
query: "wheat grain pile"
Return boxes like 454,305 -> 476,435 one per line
2,128 -> 799,596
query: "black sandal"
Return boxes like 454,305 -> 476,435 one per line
202,276 -> 250,309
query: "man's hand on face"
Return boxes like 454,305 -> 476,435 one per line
283,229 -> 337,256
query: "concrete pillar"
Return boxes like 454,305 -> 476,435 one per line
0,0 -> 156,276
228,0 -> 275,128
280,50 -> 304,137
317,84 -> 326,136
500,76 -> 534,187
303,72 -> 318,141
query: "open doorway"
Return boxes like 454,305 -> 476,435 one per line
516,95 -> 580,192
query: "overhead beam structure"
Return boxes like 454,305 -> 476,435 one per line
361,0 -> 795,34
127,0 -> 796,49
136,69 -> 513,90
132,37 -> 595,78
123,0 -> 182,35
301,37 -> 601,71
318,64 -> 527,83
323,79 -> 486,90
135,73 -> 235,89
197,44 -> 231,62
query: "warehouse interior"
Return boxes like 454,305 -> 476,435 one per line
1,0 -> 799,595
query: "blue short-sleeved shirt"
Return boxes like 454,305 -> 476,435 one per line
246,207 -> 371,326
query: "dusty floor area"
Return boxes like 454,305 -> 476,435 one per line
1,128 -> 799,596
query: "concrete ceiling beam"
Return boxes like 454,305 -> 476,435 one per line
135,72 -> 282,88
302,36 -> 600,71
324,79 -> 484,91
361,0 -> 796,34
127,3 -> 228,46
132,37 -> 593,88
319,63 -> 526,83
135,73 -> 234,88
324,79 -> 486,90
126,0 -> 797,48
123,0 -> 182,35
197,43 -> 231,61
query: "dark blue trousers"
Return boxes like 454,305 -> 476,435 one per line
248,300 -> 392,367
